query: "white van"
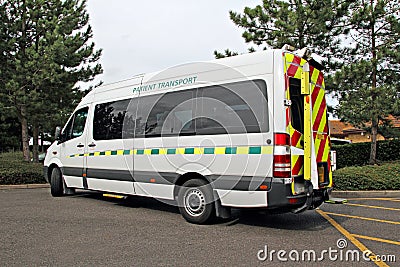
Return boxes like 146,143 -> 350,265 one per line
44,47 -> 335,224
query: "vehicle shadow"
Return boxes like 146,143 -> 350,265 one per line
228,209 -> 330,231
72,191 -> 332,231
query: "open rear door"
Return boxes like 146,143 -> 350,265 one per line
284,52 -> 333,201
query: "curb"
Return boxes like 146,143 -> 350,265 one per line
332,190 -> 400,198
0,184 -> 50,190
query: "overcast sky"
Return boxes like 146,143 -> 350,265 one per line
86,0 -> 260,85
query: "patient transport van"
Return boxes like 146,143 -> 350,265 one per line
44,47 -> 335,224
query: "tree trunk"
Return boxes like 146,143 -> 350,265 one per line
32,123 -> 39,163
369,0 -> 378,165
40,131 -> 44,153
20,108 -> 30,162
369,118 -> 378,165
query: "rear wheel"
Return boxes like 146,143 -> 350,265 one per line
50,167 -> 64,197
178,179 -> 215,224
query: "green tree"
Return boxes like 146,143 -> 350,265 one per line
213,49 -> 239,59
217,0 -> 351,70
0,0 -> 102,162
333,0 -> 400,164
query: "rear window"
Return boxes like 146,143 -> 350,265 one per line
197,80 -> 268,135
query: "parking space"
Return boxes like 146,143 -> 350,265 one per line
319,197 -> 400,266
0,188 -> 398,266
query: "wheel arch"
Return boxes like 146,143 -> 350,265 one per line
173,172 -> 212,199
173,172 -> 231,220
47,163 -> 61,183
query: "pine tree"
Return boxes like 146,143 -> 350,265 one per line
216,0 -> 351,70
213,49 -> 239,59
333,0 -> 400,164
0,0 -> 102,161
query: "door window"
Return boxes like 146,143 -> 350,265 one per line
62,107 -> 89,141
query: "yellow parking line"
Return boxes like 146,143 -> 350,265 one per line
347,198 -> 400,202
345,203 -> 400,211
316,209 -> 389,267
323,211 -> 400,225
352,234 -> 400,246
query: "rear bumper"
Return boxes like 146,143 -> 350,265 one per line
267,179 -> 306,208
215,179 -> 324,209
267,179 -> 330,210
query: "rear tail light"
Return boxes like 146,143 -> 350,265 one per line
274,133 -> 290,146
273,155 -> 291,178
273,133 -> 291,178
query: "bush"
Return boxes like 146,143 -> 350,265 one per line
333,161 -> 400,190
0,152 -> 46,185
333,139 -> 400,169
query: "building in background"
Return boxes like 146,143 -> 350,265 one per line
329,120 -> 385,143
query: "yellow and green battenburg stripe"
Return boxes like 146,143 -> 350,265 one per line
68,146 -> 273,158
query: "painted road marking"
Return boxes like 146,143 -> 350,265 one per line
352,234 -> 400,246
323,211 -> 400,225
345,203 -> 400,211
347,198 -> 400,202
317,209 -> 390,267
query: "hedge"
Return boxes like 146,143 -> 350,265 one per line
0,152 -> 46,185
333,139 -> 400,169
333,161 -> 400,190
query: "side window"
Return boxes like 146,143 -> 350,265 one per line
135,90 -> 195,137
62,107 -> 88,141
197,80 -> 268,135
93,99 -> 130,140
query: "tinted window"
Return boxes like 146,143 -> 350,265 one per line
197,80 -> 268,135
135,90 -> 195,137
93,99 -> 130,140
62,107 -> 88,141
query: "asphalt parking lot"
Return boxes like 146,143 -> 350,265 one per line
0,188 -> 398,266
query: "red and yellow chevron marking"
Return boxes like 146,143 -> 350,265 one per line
314,132 -> 333,188
284,53 -> 307,79
284,52 -> 332,188
310,66 -> 328,134
284,54 -> 291,129
289,126 -> 303,149
310,67 -> 332,186
285,53 -> 307,179
313,133 -> 330,163
291,155 -> 304,176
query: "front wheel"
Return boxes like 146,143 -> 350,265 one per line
50,167 -> 64,197
50,167 -> 75,197
178,179 -> 215,224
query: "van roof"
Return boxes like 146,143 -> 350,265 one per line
79,49 -> 285,107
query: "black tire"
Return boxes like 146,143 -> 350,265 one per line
50,167 -> 64,197
178,179 -> 215,224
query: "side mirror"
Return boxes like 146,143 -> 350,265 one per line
55,126 -> 62,144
